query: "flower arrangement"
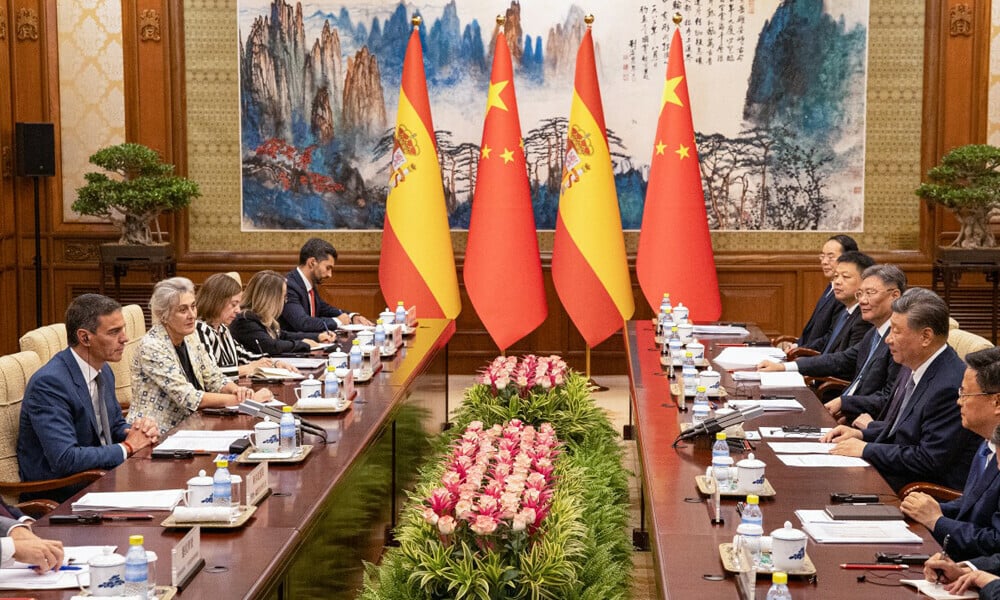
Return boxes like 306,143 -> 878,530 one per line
479,355 -> 569,398
422,420 -> 560,544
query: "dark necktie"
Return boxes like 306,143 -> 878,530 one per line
887,375 -> 917,437
823,310 -> 850,353
844,331 -> 884,396
95,372 -> 112,445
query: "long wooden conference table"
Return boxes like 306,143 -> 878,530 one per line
26,319 -> 455,600
625,320 -> 941,599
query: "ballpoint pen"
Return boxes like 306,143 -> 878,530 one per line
934,534 -> 951,582
840,563 -> 906,570
25,564 -> 82,570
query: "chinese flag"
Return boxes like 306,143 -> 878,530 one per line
636,28 -> 721,321
379,22 -> 461,319
465,32 -> 547,351
552,26 -> 635,348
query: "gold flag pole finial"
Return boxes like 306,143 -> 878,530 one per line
673,13 -> 683,26
584,14 -> 595,28
411,15 -> 422,28
496,14 -> 505,26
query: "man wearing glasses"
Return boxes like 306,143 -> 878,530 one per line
793,235 -> 859,350
823,288 -> 979,492
901,347 -> 1000,560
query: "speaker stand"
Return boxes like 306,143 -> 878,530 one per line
32,176 -> 42,328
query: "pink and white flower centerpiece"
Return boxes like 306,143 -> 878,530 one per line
479,355 -> 569,399
422,419 -> 561,550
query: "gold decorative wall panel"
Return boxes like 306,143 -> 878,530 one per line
185,0 -> 924,254
989,1 -> 1000,145
56,0 -> 126,221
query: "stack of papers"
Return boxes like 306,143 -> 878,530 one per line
759,372 -> 807,389
692,325 -> 751,336
0,546 -> 114,590
250,366 -> 303,380
776,454 -> 870,468
280,357 -> 328,370
72,489 -> 184,512
714,347 -> 785,370
157,430 -> 251,453
795,509 -> 922,543
758,426 -> 831,439
728,398 -> 805,412
768,442 -> 836,454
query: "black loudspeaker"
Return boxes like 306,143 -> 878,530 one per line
15,122 -> 56,177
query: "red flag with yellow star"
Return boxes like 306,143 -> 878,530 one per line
465,31 -> 547,351
636,28 -> 721,321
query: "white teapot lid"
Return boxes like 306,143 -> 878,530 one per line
89,546 -> 124,568
736,453 -> 766,469
187,469 -> 212,486
772,520 -> 806,541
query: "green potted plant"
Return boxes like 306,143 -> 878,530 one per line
916,144 -> 1000,252
73,143 -> 200,248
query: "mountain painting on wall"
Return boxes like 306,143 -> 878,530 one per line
238,0 -> 868,232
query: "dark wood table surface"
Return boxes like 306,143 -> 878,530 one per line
625,320 -> 939,599
21,319 -> 455,599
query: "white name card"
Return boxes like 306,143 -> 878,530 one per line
370,346 -> 382,373
171,525 -> 203,589
343,369 -> 356,401
245,462 -> 270,506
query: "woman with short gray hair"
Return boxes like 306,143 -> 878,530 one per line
129,277 -> 272,432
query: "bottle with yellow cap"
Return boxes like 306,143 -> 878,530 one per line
742,494 -> 763,528
213,459 -> 231,507
124,534 -> 148,598
765,571 -> 791,599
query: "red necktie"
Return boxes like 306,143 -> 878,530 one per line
308,288 -> 316,317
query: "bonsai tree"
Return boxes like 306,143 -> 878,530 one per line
916,144 -> 1000,248
73,143 -> 200,245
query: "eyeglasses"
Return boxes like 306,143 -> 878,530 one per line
854,288 -> 897,300
958,390 -> 999,399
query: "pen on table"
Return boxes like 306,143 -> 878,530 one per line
25,564 -> 82,571
840,563 -> 906,571
101,513 -> 154,521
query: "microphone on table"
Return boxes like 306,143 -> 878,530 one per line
674,404 -> 765,444
238,400 -> 328,442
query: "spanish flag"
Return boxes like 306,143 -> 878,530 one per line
552,24 -> 634,348
379,19 -> 460,319
464,30 -> 547,351
636,28 -> 721,321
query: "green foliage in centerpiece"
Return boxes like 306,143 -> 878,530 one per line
360,356 -> 632,599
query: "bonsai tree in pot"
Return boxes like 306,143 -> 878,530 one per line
73,143 -> 200,245
916,144 -> 1000,249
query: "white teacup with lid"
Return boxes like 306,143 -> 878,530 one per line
294,375 -> 323,401
699,368 -> 721,393
328,350 -> 349,369
379,309 -> 395,324
736,453 -> 766,493
185,469 -> 214,506
673,303 -> 690,323
685,340 -> 705,361
86,547 -> 125,596
251,417 -> 280,453
770,521 -> 807,572
678,322 -> 695,342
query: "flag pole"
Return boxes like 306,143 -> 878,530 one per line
585,346 -> 609,392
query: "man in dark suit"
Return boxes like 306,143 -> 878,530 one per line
0,499 -> 64,571
757,251 -> 875,377
795,234 -> 858,348
19,294 -> 159,501
901,347 -> 1000,560
824,264 -> 907,421
279,238 -> 372,335
823,288 -> 978,492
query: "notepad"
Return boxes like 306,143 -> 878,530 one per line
824,504 -> 904,520
728,398 -> 805,412
767,442 -> 836,454
759,371 -> 807,389
776,454 -> 869,468
795,509 -> 921,543
900,580 -> 976,599
713,347 -> 786,370
72,489 -> 184,512
157,430 -> 252,453
250,366 -> 303,380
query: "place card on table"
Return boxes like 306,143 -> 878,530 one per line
343,369 -> 356,402
245,462 -> 270,506
370,346 -> 382,373
171,526 -> 204,589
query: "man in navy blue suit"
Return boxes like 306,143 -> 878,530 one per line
901,347 -> 1000,560
823,288 -> 979,492
279,238 -> 372,335
795,235 -> 858,348
19,294 -> 159,502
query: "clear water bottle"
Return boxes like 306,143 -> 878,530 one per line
693,386 -> 710,415
712,432 -> 730,461
124,534 -> 148,599
213,459 -> 231,507
324,366 -> 339,399
682,354 -> 698,394
395,300 -> 407,326
668,325 -> 681,345
655,308 -> 667,337
280,405 -> 296,452
742,494 -> 763,528
765,572 -> 791,600
661,292 -> 672,313
373,319 -> 386,348
349,339 -> 363,371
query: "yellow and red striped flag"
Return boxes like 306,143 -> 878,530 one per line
465,30 -> 547,351
552,24 -> 635,348
379,19 -> 461,319
636,28 -> 721,321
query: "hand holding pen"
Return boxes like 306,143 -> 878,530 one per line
923,535 -> 965,584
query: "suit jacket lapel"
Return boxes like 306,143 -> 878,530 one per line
959,455 -> 1000,520
64,349 -> 102,441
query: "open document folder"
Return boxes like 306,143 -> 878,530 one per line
0,546 -> 113,590
795,509 -> 922,543
72,489 -> 184,512
713,346 -> 786,370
